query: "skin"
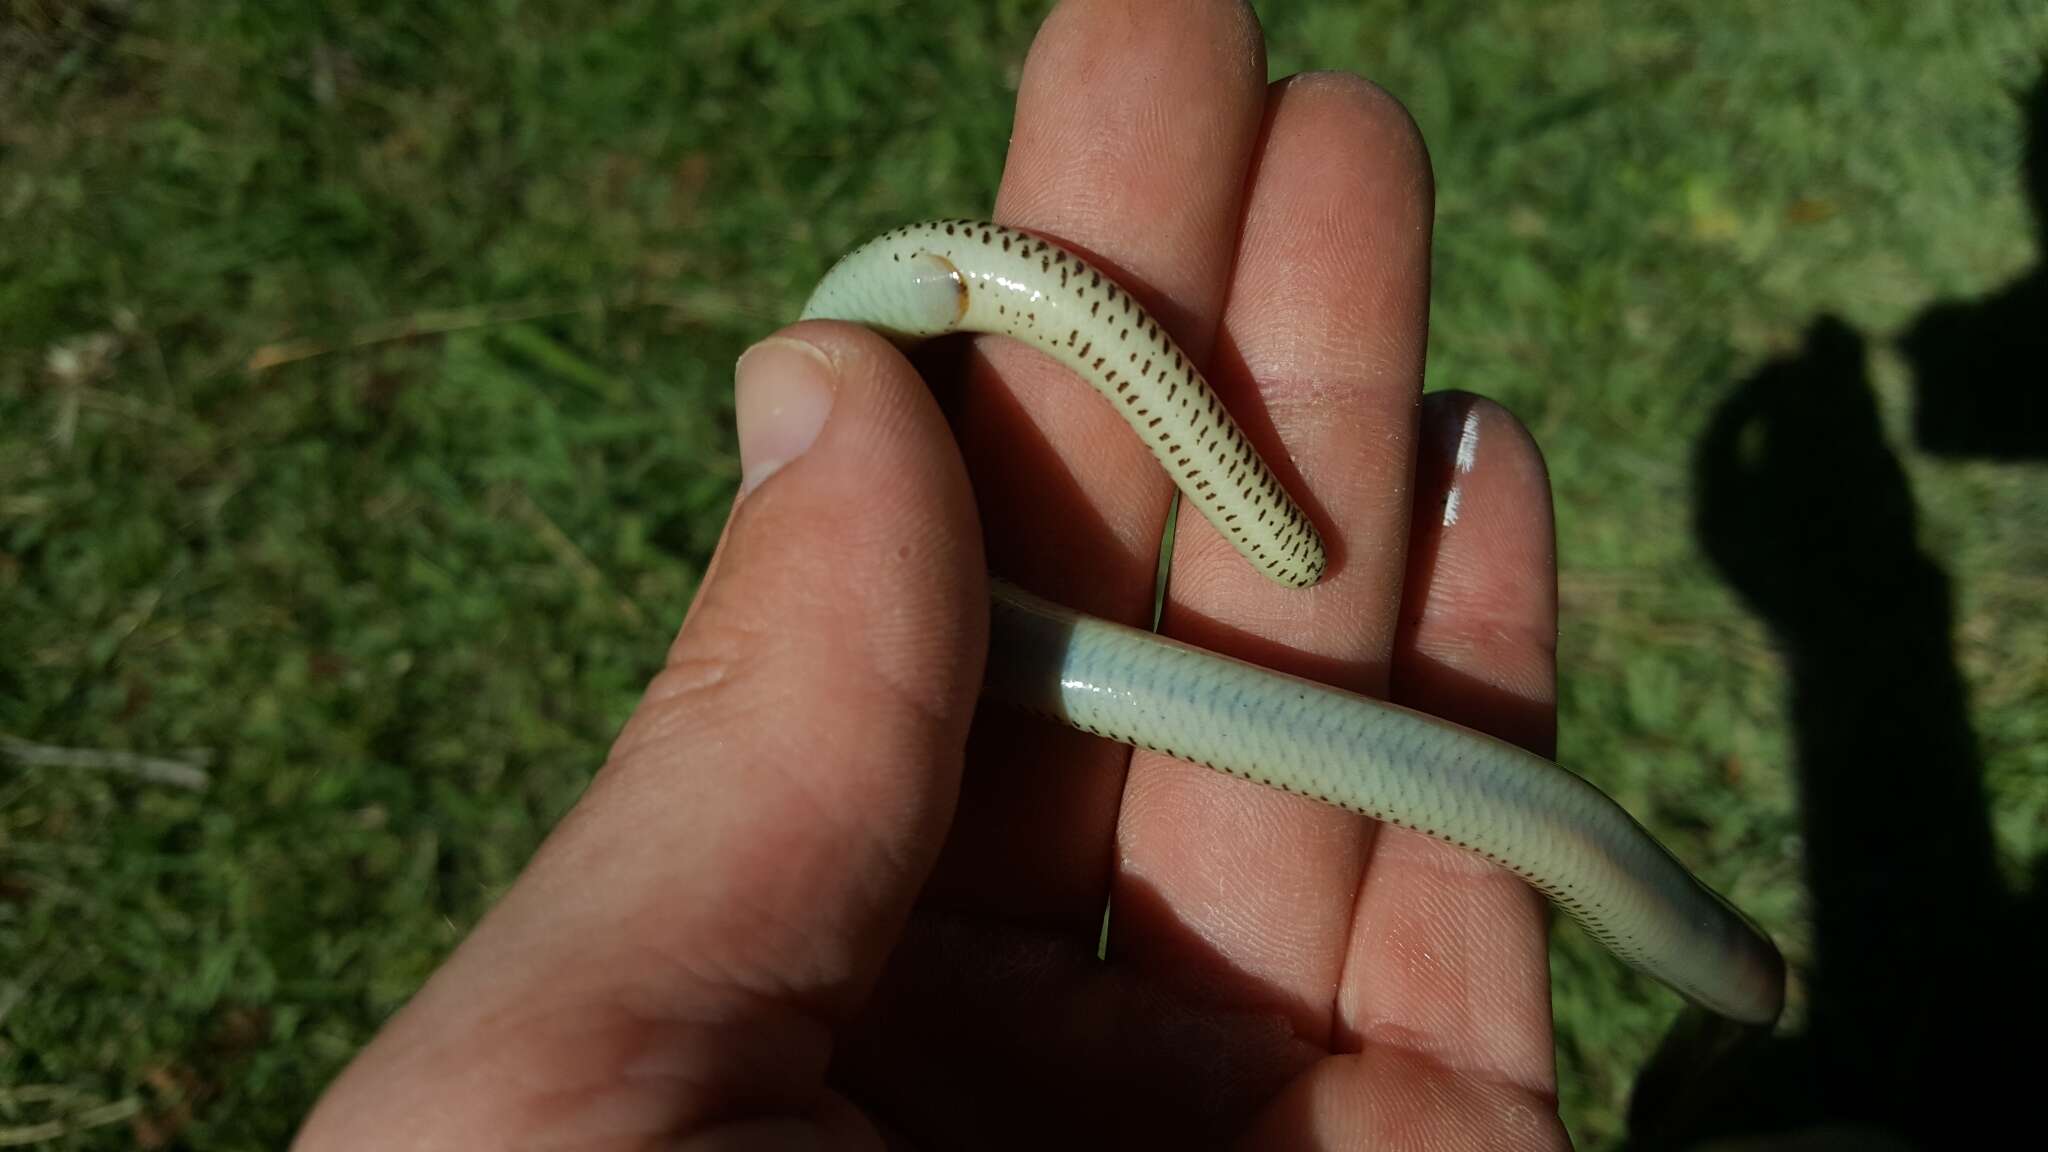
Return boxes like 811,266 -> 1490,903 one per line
293,1 -> 1569,1148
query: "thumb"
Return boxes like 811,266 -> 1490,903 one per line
296,322 -> 987,1150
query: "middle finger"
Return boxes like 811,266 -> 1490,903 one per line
1111,72 -> 1438,1046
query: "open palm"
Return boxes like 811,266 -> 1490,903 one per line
295,2 -> 1565,1148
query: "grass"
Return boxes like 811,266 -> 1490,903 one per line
3,0 -> 2044,1146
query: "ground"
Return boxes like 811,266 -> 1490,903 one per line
2,1 -> 2044,1147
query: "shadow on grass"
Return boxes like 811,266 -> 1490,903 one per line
1900,75 -> 2048,462
1628,73 -> 2048,1152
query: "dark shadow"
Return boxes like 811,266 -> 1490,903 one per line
1899,75 -> 2048,460
1628,317 -> 2026,1148
905,332 -> 1149,923
833,878 -> 1325,1150
1631,71 -> 2048,1151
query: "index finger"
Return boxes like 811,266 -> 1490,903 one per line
923,0 -> 1272,930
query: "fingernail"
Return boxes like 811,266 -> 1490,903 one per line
1422,392 -> 1484,527
735,337 -> 836,497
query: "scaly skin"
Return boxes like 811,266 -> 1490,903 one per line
802,218 -> 1784,1026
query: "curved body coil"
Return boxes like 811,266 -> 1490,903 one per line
801,219 -> 1785,1026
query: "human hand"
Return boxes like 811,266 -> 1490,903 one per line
294,1 -> 1566,1148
